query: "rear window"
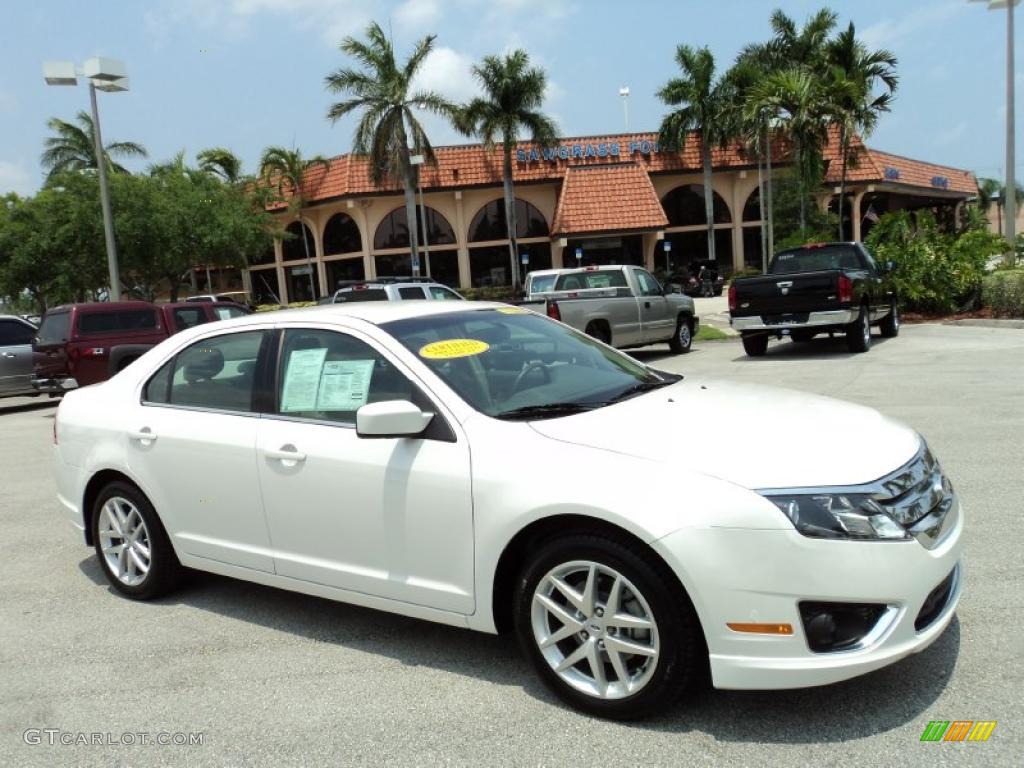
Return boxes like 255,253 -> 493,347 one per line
78,309 -> 159,335
528,275 -> 557,293
770,246 -> 863,274
172,307 -> 209,332
37,311 -> 71,344
398,287 -> 426,299
554,271 -> 628,290
334,289 -> 389,303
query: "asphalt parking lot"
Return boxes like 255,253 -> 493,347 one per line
1,322 -> 1021,767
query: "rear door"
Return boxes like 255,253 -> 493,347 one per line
632,268 -> 674,342
0,318 -> 36,395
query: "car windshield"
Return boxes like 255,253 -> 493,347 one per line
528,275 -> 557,293
770,245 -> 862,274
381,308 -> 679,419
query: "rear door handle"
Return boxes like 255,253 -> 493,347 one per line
265,445 -> 306,463
128,427 -> 157,443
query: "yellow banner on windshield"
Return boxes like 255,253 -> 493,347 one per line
419,339 -> 490,360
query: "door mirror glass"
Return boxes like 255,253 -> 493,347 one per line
356,400 -> 433,438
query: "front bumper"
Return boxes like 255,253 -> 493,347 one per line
652,502 -> 964,690
31,377 -> 78,393
730,309 -> 856,332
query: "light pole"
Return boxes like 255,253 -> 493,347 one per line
972,0 -> 1019,262
44,58 -> 129,300
619,87 -> 630,132
409,153 -> 430,278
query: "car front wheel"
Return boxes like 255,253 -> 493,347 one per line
514,533 -> 704,719
668,317 -> 693,353
92,481 -> 182,599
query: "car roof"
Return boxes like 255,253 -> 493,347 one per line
218,300 -> 507,327
45,301 -> 156,314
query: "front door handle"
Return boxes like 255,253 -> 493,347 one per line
265,445 -> 306,463
128,427 -> 157,443
644,301 -> 651,309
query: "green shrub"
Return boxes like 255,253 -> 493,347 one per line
728,268 -> 762,284
461,286 -> 517,302
865,211 -> 1005,314
982,269 -> 1024,317
253,301 -> 316,312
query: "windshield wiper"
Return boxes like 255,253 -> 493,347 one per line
603,378 -> 676,405
494,402 -> 599,421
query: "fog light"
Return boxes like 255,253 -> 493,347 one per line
799,602 -> 888,653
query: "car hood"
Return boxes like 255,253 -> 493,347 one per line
528,378 -> 921,490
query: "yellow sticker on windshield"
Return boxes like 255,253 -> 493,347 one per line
419,339 -> 490,359
496,307 -> 528,314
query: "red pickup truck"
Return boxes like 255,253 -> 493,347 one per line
31,300 -> 249,391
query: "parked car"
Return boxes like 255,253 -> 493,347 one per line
662,260 -> 725,298
729,242 -> 898,357
31,301 -> 235,391
328,277 -> 464,303
522,268 -> 562,300
53,302 -> 963,718
522,264 -> 698,353
0,314 -> 40,399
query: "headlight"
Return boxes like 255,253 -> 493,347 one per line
763,492 -> 910,541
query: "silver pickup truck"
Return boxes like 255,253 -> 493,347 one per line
522,265 -> 698,353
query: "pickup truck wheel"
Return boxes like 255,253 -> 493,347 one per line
585,323 -> 611,345
668,318 -> 693,354
91,481 -> 182,600
514,533 -> 703,719
741,333 -> 768,357
879,300 -> 900,338
845,306 -> 872,353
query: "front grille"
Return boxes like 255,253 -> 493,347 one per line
872,447 -> 952,528
916,568 -> 957,631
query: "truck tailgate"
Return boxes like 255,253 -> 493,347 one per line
732,270 -> 840,316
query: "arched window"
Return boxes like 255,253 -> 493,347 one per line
468,198 -> 548,242
322,213 -> 362,255
661,185 -> 731,227
742,188 -> 763,222
282,221 -> 315,261
373,206 -> 456,250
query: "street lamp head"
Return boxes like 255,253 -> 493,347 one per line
92,77 -> 130,93
619,86 -> 630,97
83,57 -> 127,81
43,60 -> 78,86
969,0 -> 1021,8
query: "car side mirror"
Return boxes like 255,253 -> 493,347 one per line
356,400 -> 433,438
885,260 -> 896,273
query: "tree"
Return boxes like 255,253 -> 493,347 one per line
458,50 -> 557,291
658,45 -> 736,265
198,148 -> 244,184
825,22 -> 897,239
40,111 -> 147,183
325,21 -> 458,277
258,146 -> 330,299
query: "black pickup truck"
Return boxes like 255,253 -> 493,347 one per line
729,242 -> 899,356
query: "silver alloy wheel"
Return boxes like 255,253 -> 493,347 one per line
862,309 -> 871,344
892,303 -> 900,330
531,560 -> 660,700
677,322 -> 691,349
97,497 -> 152,587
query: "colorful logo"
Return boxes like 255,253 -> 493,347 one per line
920,721 -> 997,742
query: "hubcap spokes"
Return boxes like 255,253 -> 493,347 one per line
531,561 -> 659,700
98,497 -> 151,586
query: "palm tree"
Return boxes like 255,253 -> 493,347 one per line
40,111 -> 147,182
259,146 -> 330,299
325,22 -> 458,276
826,23 -> 897,239
458,50 -> 557,291
197,148 -> 243,184
658,46 -> 737,266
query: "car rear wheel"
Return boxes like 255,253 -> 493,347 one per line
514,533 -> 704,719
741,332 -> 768,357
879,300 -> 900,338
585,322 -> 611,345
845,305 -> 871,353
92,481 -> 182,600
668,317 -> 693,354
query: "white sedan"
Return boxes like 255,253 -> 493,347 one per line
52,301 -> 963,719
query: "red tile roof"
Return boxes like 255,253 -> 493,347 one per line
267,130 -> 977,210
550,162 -> 669,236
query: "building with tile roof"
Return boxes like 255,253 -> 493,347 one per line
243,129 -> 977,304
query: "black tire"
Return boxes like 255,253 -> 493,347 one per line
585,322 -> 611,345
91,481 -> 182,600
513,532 -> 704,720
845,305 -> 872,353
790,330 -> 815,343
668,316 -> 693,354
879,299 -> 900,338
741,333 -> 768,357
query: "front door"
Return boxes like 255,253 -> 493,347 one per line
0,318 -> 36,395
127,329 -> 275,572
255,327 -> 475,614
633,268 -> 675,342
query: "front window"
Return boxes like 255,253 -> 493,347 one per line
428,285 -> 462,300
381,309 -> 678,419
172,307 -> 209,331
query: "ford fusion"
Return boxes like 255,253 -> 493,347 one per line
53,302 -> 962,719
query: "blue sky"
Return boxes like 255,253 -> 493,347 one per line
0,0 -> 1019,196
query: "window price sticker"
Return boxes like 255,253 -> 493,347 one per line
419,339 -> 490,360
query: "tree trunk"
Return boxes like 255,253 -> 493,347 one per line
796,136 -> 806,234
756,131 -> 767,273
765,124 -> 774,263
503,143 -> 521,292
397,119 -> 420,276
838,125 -> 848,241
701,133 -> 716,266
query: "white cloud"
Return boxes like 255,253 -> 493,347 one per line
0,161 -> 34,196
394,0 -> 441,30
410,46 -> 479,102
862,2 -> 965,50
